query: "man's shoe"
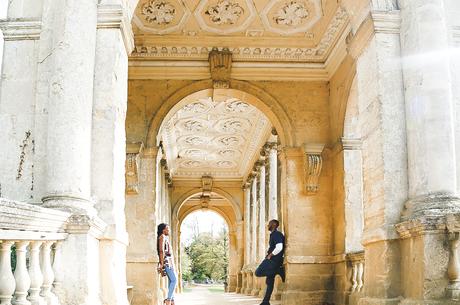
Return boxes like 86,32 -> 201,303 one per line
278,266 -> 286,282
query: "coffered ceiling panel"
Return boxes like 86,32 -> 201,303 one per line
160,96 -> 272,179
131,0 -> 349,64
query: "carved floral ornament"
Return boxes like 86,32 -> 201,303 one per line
205,0 -> 244,25
274,1 -> 310,26
141,0 -> 176,25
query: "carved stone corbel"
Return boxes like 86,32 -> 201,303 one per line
303,143 -> 325,195
209,47 -> 232,89
125,142 -> 143,195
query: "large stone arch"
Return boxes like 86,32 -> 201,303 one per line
172,187 -> 243,223
145,79 -> 295,148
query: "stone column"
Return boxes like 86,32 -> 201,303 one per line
0,1 -> 42,202
267,143 -> 278,221
257,158 -> 266,262
342,5 -> 408,304
395,1 -> 460,303
37,1 -> 106,304
243,182 -> 251,266
399,0 -> 459,215
251,174 -> 258,263
342,138 -> 364,253
41,0 -> 98,215
92,3 -> 133,305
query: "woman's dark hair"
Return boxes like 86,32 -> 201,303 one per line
157,223 -> 168,255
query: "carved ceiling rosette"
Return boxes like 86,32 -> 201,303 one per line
215,117 -> 250,133
215,160 -> 237,168
195,0 -> 256,34
133,0 -> 191,34
261,0 -> 322,35
215,135 -> 243,147
225,99 -> 250,113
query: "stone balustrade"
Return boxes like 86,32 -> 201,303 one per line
0,198 -> 70,305
347,251 -> 365,294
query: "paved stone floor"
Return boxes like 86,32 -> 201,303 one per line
174,285 -> 281,305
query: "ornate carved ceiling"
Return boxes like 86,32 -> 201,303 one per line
131,0 -> 349,68
160,96 -> 271,180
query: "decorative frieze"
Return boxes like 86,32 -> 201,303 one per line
125,142 -> 144,195
303,143 -> 324,194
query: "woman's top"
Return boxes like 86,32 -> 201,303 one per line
160,234 -> 173,267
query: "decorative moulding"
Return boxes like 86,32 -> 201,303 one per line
126,142 -> 144,195
0,19 -> 41,41
303,143 -> 325,195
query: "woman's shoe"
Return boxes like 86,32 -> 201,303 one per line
163,299 -> 171,305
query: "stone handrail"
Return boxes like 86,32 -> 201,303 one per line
0,198 -> 70,305
347,251 -> 365,293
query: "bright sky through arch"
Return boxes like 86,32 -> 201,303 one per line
180,210 -> 227,246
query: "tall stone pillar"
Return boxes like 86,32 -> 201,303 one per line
346,4 -> 408,305
0,1 -> 42,202
37,1 -> 105,305
244,183 -> 251,266
267,142 -> 278,221
251,174 -> 258,263
92,2 -> 133,305
399,0 -> 459,215
395,1 -> 460,303
257,158 -> 266,262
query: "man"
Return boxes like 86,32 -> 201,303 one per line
255,219 -> 286,305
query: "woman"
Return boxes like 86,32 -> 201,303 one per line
157,223 -> 177,305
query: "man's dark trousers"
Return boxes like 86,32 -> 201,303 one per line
255,258 -> 280,303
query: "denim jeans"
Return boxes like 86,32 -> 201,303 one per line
164,265 -> 177,300
255,259 -> 281,303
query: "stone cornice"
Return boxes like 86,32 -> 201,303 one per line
0,198 -> 70,233
0,19 -> 41,41
371,10 -> 401,34
97,4 -> 134,54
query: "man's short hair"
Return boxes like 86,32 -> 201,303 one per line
269,219 -> 279,228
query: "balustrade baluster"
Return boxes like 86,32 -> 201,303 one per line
357,261 -> 364,292
13,241 -> 31,305
51,242 -> 63,299
40,242 -> 59,305
28,242 -> 45,305
0,241 -> 16,305
351,261 -> 358,292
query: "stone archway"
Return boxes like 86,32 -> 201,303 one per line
146,80 -> 294,149
172,189 -> 243,294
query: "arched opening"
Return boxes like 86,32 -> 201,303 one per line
178,209 -> 230,299
146,84 -> 285,302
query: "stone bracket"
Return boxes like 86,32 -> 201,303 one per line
125,142 -> 144,195
209,47 -> 232,89
303,143 -> 325,195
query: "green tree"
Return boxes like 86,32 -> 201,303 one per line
181,228 -> 229,282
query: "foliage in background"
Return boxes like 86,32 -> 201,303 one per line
181,227 -> 229,282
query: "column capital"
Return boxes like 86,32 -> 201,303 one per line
341,137 -> 363,150
97,4 -> 134,54
371,10 -> 401,34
